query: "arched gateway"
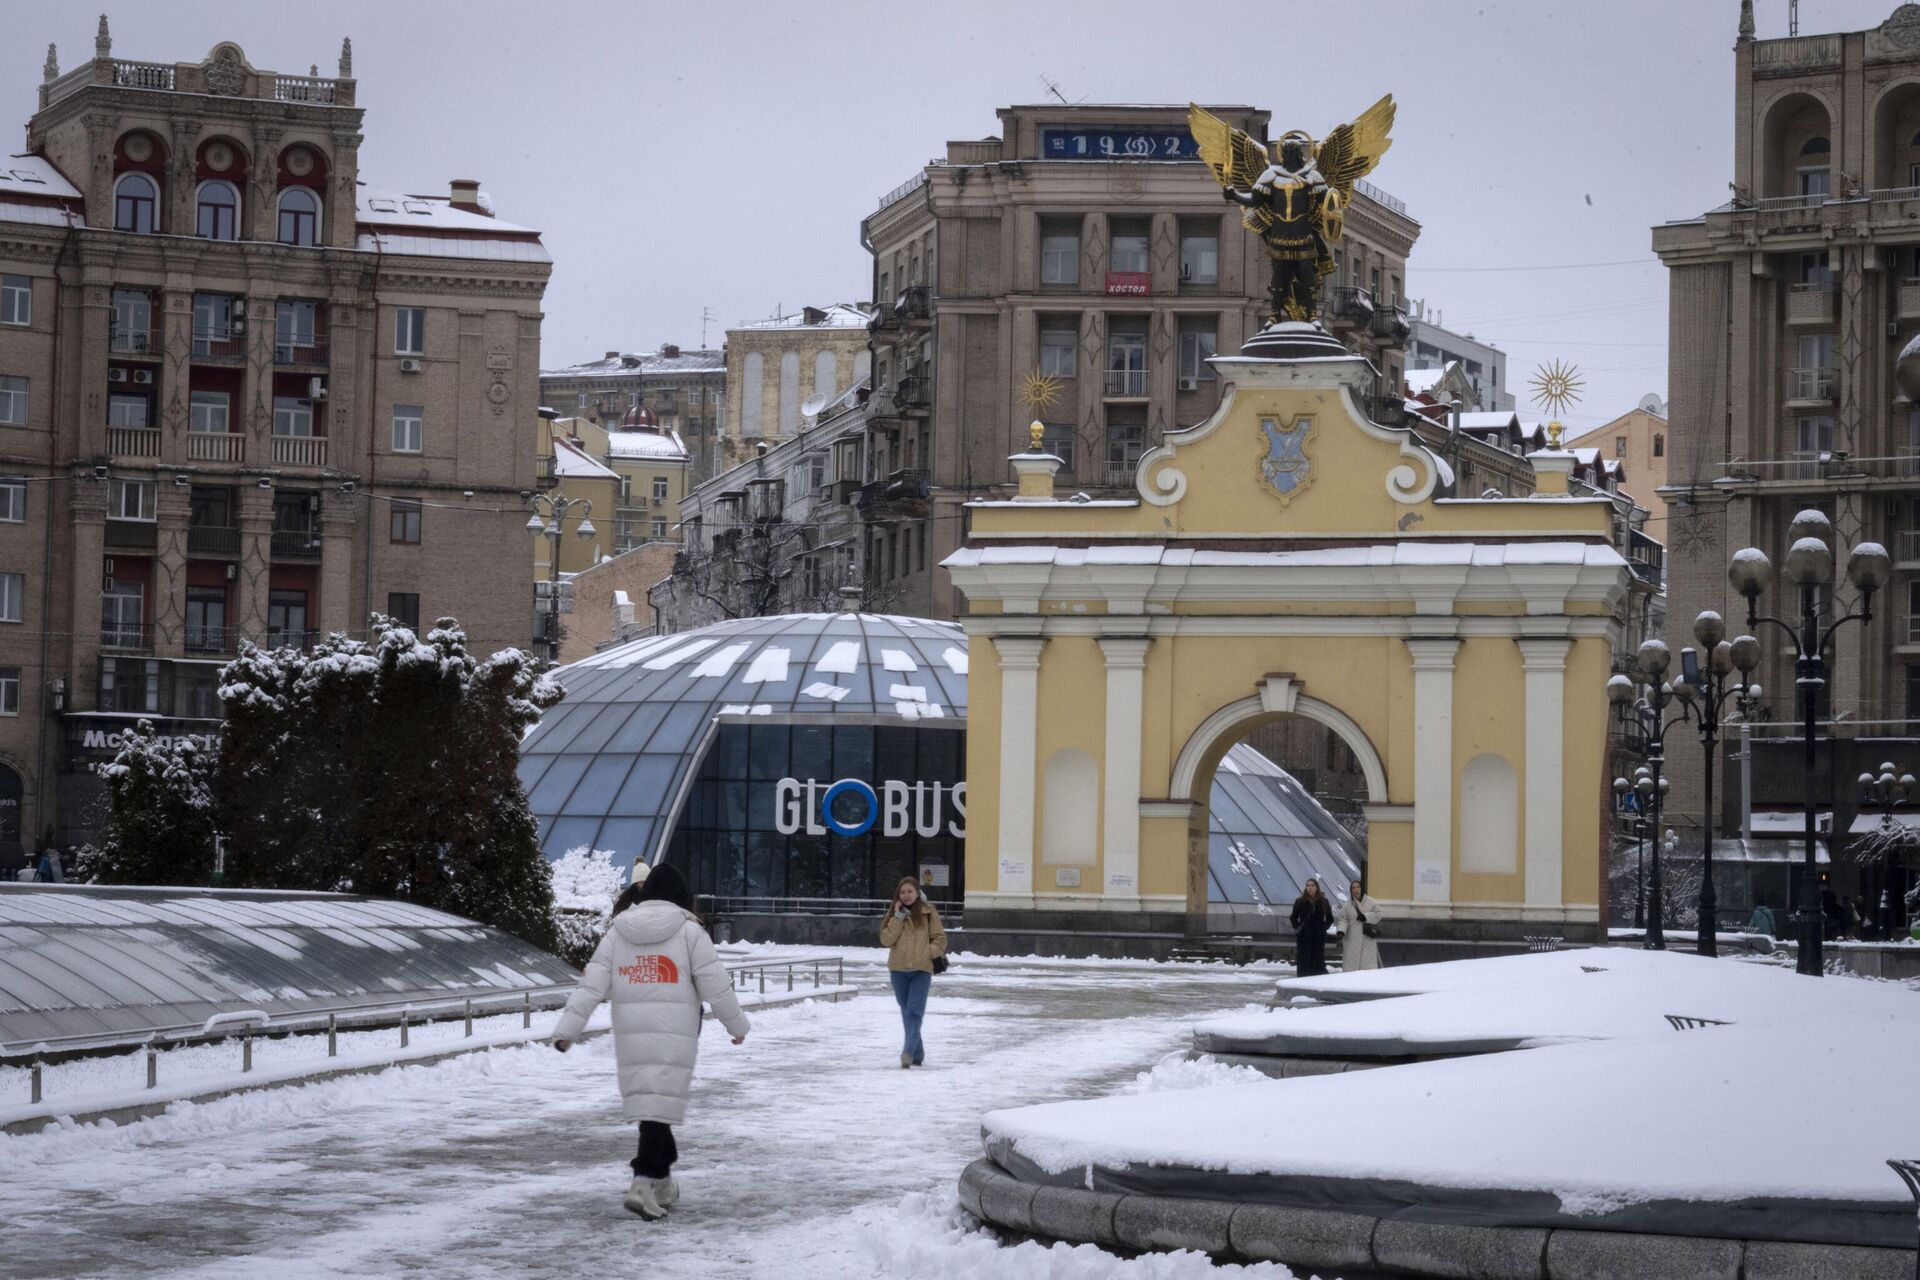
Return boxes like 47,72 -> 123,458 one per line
947,329 -> 1631,947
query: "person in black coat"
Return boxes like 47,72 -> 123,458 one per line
1290,877 -> 1335,977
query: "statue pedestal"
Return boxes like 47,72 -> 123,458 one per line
1239,320 -> 1358,362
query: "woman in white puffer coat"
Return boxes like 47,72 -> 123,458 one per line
552,863 -> 749,1220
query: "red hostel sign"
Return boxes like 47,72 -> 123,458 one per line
1105,272 -> 1150,296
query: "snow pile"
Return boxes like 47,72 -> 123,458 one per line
548,845 -> 625,966
1118,1052 -> 1269,1096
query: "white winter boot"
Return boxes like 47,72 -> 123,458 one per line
652,1176 -> 679,1208
623,1176 -> 667,1220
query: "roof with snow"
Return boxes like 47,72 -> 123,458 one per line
542,348 -> 726,379
354,183 -> 547,263
1404,365 -> 1453,396
736,304 -> 872,331
0,153 -> 83,201
549,437 -> 619,480
1457,411 -> 1521,433
0,884 -> 576,1052
605,429 -> 689,462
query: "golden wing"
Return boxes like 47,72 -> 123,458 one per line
1316,94 -> 1396,199
1188,103 -> 1267,190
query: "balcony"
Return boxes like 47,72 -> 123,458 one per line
1106,459 -> 1143,488
1103,368 -> 1148,398
184,625 -> 239,656
826,477 -> 863,505
270,528 -> 322,560
186,432 -> 245,463
854,469 -> 929,515
866,302 -> 898,333
1787,366 -> 1836,405
108,328 -> 160,357
191,327 -> 247,360
896,284 -> 931,322
273,339 -> 328,367
270,435 -> 328,467
1786,282 -> 1837,328
896,373 -> 931,410
100,622 -> 152,651
535,454 -> 558,488
1368,301 -> 1411,344
104,519 -> 157,550
1910,614 -> 1920,646
1328,286 -> 1374,327
187,525 -> 241,557
107,425 -> 161,458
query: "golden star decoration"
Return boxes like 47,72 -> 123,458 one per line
1020,368 -> 1062,415
1528,360 -> 1585,419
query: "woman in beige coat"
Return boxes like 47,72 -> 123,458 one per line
879,876 -> 946,1068
1339,878 -> 1385,971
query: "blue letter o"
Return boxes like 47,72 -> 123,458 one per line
821,779 -> 878,837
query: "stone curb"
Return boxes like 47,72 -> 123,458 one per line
957,1158 -> 1918,1280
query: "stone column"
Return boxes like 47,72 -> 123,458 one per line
1518,636 -> 1573,909
317,497 -> 355,636
233,481 -> 272,640
992,635 -> 1046,899
1097,636 -> 1151,903
1404,636 -> 1460,905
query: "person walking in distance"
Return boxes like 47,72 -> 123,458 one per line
880,876 -> 947,1068
1289,876 -> 1335,977
551,863 -> 748,1220
1339,878 -> 1384,971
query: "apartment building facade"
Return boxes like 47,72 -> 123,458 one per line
1405,300 -> 1515,411
862,104 -> 1420,619
537,345 -> 723,482
1653,3 -> 1920,841
0,29 -> 550,861
720,306 -> 871,473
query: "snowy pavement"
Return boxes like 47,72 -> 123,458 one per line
3,951 -> 1304,1280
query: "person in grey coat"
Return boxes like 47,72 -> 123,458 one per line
552,864 -> 749,1220
1339,878 -> 1384,971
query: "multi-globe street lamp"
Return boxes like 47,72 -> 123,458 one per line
1611,769 -> 1653,929
1608,642 -> 1686,949
1728,508 -> 1891,977
526,494 -> 596,661
1667,614 -> 1761,959
1858,763 -> 1914,941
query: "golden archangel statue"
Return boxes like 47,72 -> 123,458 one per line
1189,97 -> 1395,326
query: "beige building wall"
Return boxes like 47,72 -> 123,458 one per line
558,542 -> 677,664
1567,405 -> 1670,540
722,307 -> 871,469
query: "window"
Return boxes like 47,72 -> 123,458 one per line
387,592 -> 420,630
1107,419 -> 1145,470
1799,136 -> 1831,199
0,479 -> 22,523
267,589 -> 308,646
109,478 -> 155,521
576,392 -> 588,410
1110,219 -> 1150,273
195,180 -> 239,240
394,306 -> 425,355
190,486 -> 231,529
1798,252 -> 1832,286
175,665 -> 220,719
276,187 -> 321,246
111,288 -> 152,353
1040,225 -> 1080,285
100,657 -> 161,713
275,299 -> 319,359
1179,229 -> 1219,285
101,580 -> 144,645
651,518 -> 667,539
1039,327 -> 1077,378
1178,319 -> 1218,382
190,391 -> 230,434
1653,432 -> 1665,457
0,375 -> 25,425
390,498 -> 422,544
1041,422 -> 1075,472
273,397 -> 313,437
652,475 -> 669,502
391,404 -> 424,453
192,292 -> 239,355
0,666 -> 17,715
0,275 -> 29,327
113,172 -> 159,233
1615,435 -> 1628,454
0,572 -> 20,622
1796,416 -> 1834,452
1106,329 -> 1147,396
272,492 -> 316,535
108,395 -> 150,429
185,587 -> 228,651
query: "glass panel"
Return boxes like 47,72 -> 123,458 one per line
526,755 -> 592,812
609,755 -> 682,817
562,754 -> 636,815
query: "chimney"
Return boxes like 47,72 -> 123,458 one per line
448,179 -> 487,214
604,350 -> 620,361
802,306 -> 826,326
661,343 -> 680,359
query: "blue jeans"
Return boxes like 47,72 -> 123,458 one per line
889,970 -> 931,1063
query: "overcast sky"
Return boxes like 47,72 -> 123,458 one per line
3,1 -> 1905,433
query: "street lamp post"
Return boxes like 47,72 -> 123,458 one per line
1859,762 -> 1915,941
1669,615 -> 1762,958
1608,644 -> 1683,949
526,494 -> 597,662
1729,509 -> 1891,977
1612,775 -> 1650,929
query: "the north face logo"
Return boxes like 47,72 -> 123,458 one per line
619,955 -> 680,985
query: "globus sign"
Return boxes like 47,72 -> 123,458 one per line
773,777 -> 967,840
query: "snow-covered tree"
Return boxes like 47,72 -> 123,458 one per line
549,845 -> 625,966
80,719 -> 217,885
216,617 -> 564,948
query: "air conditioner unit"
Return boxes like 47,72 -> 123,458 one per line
231,300 -> 246,318
308,377 -> 328,400
231,317 -> 246,334
107,368 -> 127,383
225,563 -> 237,582
399,358 -> 423,374
1178,377 -> 1199,391
132,369 -> 154,385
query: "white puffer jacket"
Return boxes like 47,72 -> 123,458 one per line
551,900 -> 750,1124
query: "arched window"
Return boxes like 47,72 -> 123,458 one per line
1042,748 -> 1099,866
1801,135 -> 1831,156
741,352 -> 764,436
276,187 -> 321,247
1459,754 -> 1519,875
813,350 -> 837,405
195,180 -> 240,240
113,172 -> 159,234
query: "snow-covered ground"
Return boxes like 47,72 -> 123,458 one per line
3,950 -> 1306,1280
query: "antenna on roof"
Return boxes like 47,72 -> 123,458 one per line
1789,0 -> 1798,36
700,305 -> 716,347
1038,73 -> 1071,105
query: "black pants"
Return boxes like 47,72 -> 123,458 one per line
632,1121 -> 677,1179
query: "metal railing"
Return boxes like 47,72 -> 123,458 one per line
1908,614 -> 1920,645
187,432 -> 245,463
270,435 -> 328,467
875,169 -> 929,213
270,527 -> 322,559
107,425 -> 161,458
273,340 -> 328,366
108,328 -> 158,355
1752,192 -> 1828,212
1354,178 -> 1406,216
1720,452 -> 1920,482
724,955 -> 847,997
184,625 -> 239,655
1897,530 -> 1920,563
1103,368 -> 1148,397
99,622 -> 152,650
896,373 -> 931,408
1329,285 -> 1374,323
1106,460 -> 1142,487
188,524 -> 241,557
1789,367 -> 1835,401
701,894 -> 961,921
191,328 -> 246,359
